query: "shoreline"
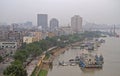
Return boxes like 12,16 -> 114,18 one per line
31,41 -> 81,76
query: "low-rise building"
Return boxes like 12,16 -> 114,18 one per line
30,31 -> 42,41
0,41 -> 17,49
23,36 -> 35,44
47,32 -> 56,38
0,31 -> 8,41
0,41 -> 18,57
8,31 -> 21,40
41,32 -> 48,39
58,26 -> 73,36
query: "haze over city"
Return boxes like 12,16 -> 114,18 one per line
0,0 -> 120,26
1,0 -> 120,76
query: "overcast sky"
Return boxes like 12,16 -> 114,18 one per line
0,0 -> 120,26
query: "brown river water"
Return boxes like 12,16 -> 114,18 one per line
48,36 -> 120,76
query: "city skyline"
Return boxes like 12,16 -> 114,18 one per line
0,0 -> 120,26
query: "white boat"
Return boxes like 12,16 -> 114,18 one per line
70,63 -> 76,66
59,61 -> 68,66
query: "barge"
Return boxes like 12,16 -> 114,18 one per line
79,53 -> 104,68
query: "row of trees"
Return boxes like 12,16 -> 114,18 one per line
3,31 -> 102,76
3,60 -> 27,76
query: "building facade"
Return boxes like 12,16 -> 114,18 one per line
56,26 -> 72,36
71,15 -> 83,33
23,36 -> 35,44
0,26 -> 10,41
0,41 -> 18,57
0,41 -> 17,49
47,32 -> 56,38
37,14 -> 48,31
50,18 -> 59,32
30,31 -> 42,41
0,31 -> 8,41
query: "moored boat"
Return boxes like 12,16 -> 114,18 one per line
59,61 -> 68,66
79,53 -> 104,68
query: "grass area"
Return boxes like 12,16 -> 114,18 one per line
31,66 -> 38,76
38,69 -> 48,76
44,55 -> 50,60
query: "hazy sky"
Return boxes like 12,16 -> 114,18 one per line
0,0 -> 120,26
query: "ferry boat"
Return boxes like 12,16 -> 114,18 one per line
79,53 -> 104,68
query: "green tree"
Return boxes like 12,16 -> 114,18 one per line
20,42 -> 27,49
3,61 -> 27,76
14,50 -> 28,63
0,56 -> 3,62
39,40 -> 48,51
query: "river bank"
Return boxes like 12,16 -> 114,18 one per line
38,46 -> 70,76
31,41 -> 79,76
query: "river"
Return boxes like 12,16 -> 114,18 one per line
48,36 -> 120,76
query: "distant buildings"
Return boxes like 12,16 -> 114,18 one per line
11,23 -> 19,31
23,31 -> 43,44
58,26 -> 72,35
50,18 -> 59,32
71,15 -> 83,33
23,31 -> 57,44
37,14 -> 48,31
0,31 -> 8,41
0,14 -> 85,46
10,22 -> 33,31
24,21 -> 32,26
8,31 -> 21,41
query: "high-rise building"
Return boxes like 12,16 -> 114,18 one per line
71,15 -> 83,33
37,14 -> 48,31
50,18 -> 59,31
